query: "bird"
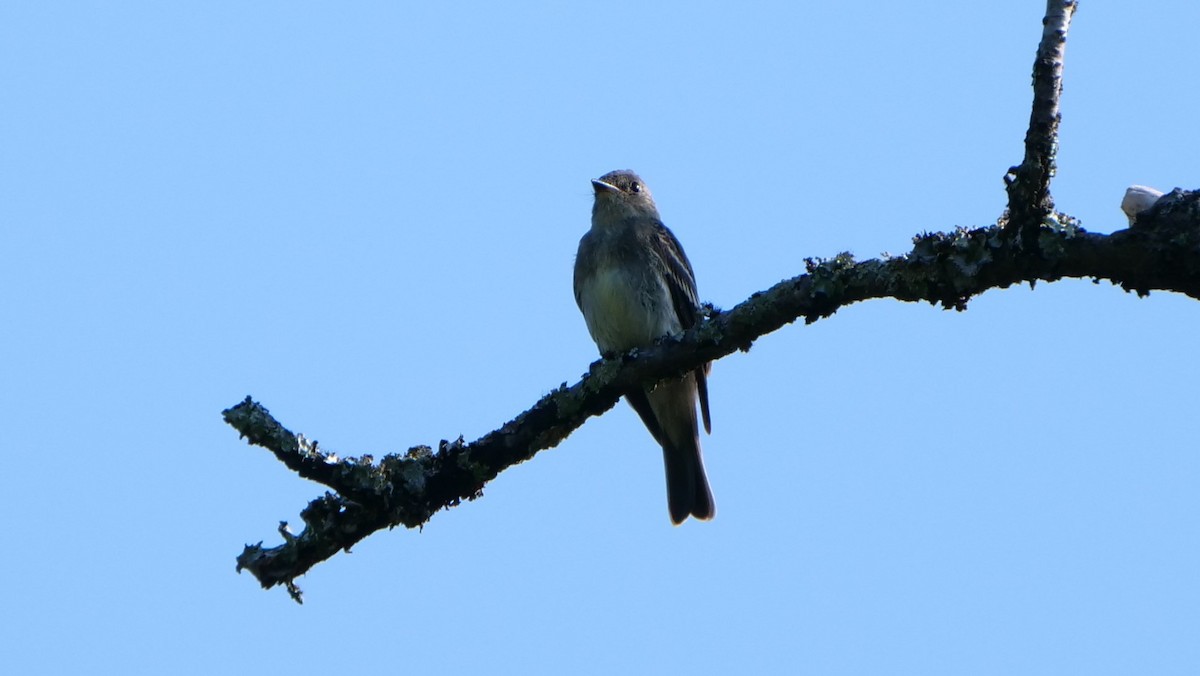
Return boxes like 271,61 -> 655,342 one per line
573,169 -> 715,524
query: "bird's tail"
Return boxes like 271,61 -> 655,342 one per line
637,374 -> 716,524
663,434 -> 715,525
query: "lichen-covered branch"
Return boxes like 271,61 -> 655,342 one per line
227,189 -> 1200,599
225,2 -> 1200,601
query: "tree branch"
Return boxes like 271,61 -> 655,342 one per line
227,188 -> 1200,599
226,1 -> 1198,600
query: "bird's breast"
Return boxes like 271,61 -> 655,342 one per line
578,265 -> 679,353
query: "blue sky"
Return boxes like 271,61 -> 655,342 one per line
4,2 -> 1200,674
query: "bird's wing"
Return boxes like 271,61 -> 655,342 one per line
695,368 -> 711,434
572,232 -> 592,311
650,222 -> 700,329
650,221 -> 712,433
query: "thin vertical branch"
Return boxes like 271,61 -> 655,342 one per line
1005,0 -> 1078,243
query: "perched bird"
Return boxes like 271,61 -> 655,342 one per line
573,170 -> 715,524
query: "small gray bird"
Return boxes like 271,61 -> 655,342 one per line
573,170 -> 715,524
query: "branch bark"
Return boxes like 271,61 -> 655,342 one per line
226,1 -> 1198,600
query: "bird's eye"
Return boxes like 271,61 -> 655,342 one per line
629,182 -> 642,193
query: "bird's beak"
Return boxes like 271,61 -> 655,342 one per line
592,179 -> 619,194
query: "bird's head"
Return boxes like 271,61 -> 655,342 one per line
591,169 -> 659,223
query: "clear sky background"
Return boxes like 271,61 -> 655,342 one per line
3,2 -> 1199,674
